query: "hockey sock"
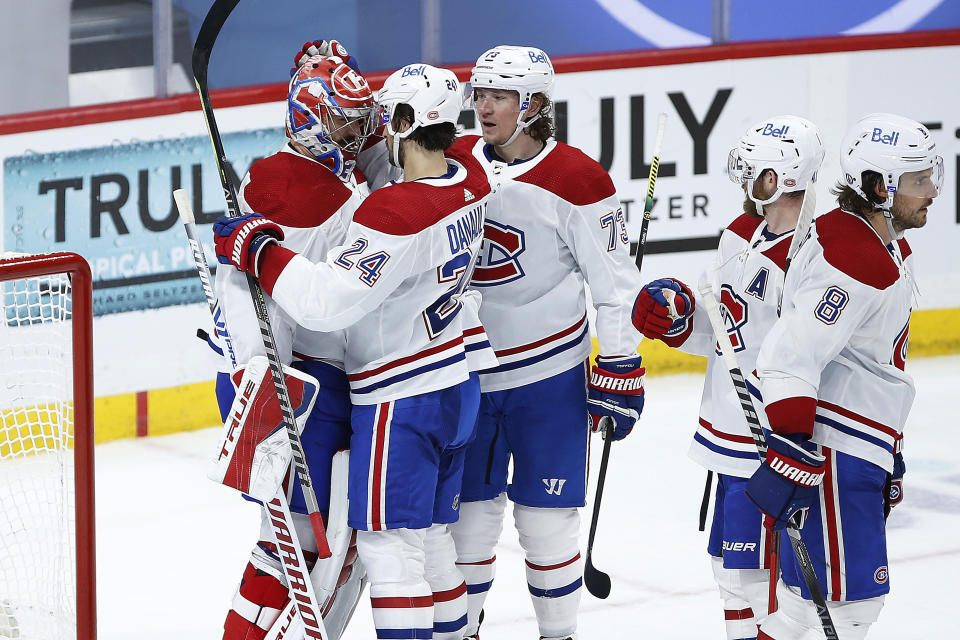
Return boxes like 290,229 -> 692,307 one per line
357,528 -> 434,640
449,494 -> 506,637
424,524 -> 468,639
223,562 -> 290,640
515,505 -> 582,639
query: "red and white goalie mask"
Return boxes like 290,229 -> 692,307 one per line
286,55 -> 377,180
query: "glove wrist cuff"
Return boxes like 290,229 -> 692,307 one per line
765,441 -> 825,488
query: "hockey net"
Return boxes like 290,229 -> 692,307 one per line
0,252 -> 95,640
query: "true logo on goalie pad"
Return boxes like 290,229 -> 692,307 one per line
208,356 -> 319,501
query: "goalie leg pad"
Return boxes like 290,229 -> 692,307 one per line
357,528 -> 434,640
514,504 -> 582,640
318,536 -> 366,640
223,562 -> 290,640
449,493 -> 507,637
424,524 -> 468,639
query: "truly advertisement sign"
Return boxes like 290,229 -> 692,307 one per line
3,128 -> 284,315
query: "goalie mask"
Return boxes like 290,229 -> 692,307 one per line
377,63 -> 462,166
286,55 -> 377,180
727,115 -> 825,214
840,113 -> 943,212
469,45 -> 554,146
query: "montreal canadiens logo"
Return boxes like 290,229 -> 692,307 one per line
874,566 -> 888,584
717,284 -> 749,353
471,220 -> 526,286
888,483 -> 901,502
892,320 -> 909,371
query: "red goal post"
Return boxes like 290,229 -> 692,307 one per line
0,252 -> 95,640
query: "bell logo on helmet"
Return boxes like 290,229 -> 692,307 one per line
870,128 -> 900,146
761,123 -> 789,138
401,65 -> 426,78
528,50 -> 548,64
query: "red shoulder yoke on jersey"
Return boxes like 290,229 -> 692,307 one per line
816,209 -> 901,290
513,142 -> 616,206
244,150 -> 355,228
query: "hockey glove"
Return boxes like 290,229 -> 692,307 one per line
632,278 -> 694,345
213,213 -> 284,278
291,39 -> 360,74
587,355 -> 645,441
745,433 -> 825,531
884,452 -> 905,519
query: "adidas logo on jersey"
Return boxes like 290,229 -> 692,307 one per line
464,188 -> 475,202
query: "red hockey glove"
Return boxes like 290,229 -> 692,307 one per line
632,278 -> 694,346
291,39 -> 359,74
213,213 -> 284,278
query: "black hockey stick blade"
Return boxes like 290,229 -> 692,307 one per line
584,418 -> 614,599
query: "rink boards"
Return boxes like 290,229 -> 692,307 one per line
0,30 -> 958,442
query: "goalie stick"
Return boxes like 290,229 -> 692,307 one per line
191,0 -> 331,564
699,280 -> 839,640
174,188 -> 331,640
584,112 -> 667,600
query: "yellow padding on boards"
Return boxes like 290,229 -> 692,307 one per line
148,381 -> 222,437
84,306 -> 960,444
93,393 -> 137,443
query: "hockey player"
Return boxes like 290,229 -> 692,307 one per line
631,115 -> 825,639
214,63 -> 496,640
746,113 -> 941,639
211,51 -> 379,640
447,46 -> 645,640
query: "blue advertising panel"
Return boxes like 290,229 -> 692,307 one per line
3,128 -> 285,316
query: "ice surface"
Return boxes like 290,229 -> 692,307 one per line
93,356 -> 960,638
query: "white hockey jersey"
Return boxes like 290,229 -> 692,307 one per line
258,145 -> 497,404
756,208 -> 914,473
677,213 -> 794,477
215,144 -> 368,368
454,135 -> 643,392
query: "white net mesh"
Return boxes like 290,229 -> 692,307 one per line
0,256 -> 79,639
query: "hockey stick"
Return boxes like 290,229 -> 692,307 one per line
191,0 -> 331,562
699,282 -> 839,640
778,182 -> 817,314
784,182 -> 817,276
584,112 -> 668,599
174,187 -> 331,640
174,188 -> 236,366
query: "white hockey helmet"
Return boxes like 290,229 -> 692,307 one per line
839,113 -> 943,211
378,63 -> 462,164
727,115 -> 825,212
470,45 -> 555,146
